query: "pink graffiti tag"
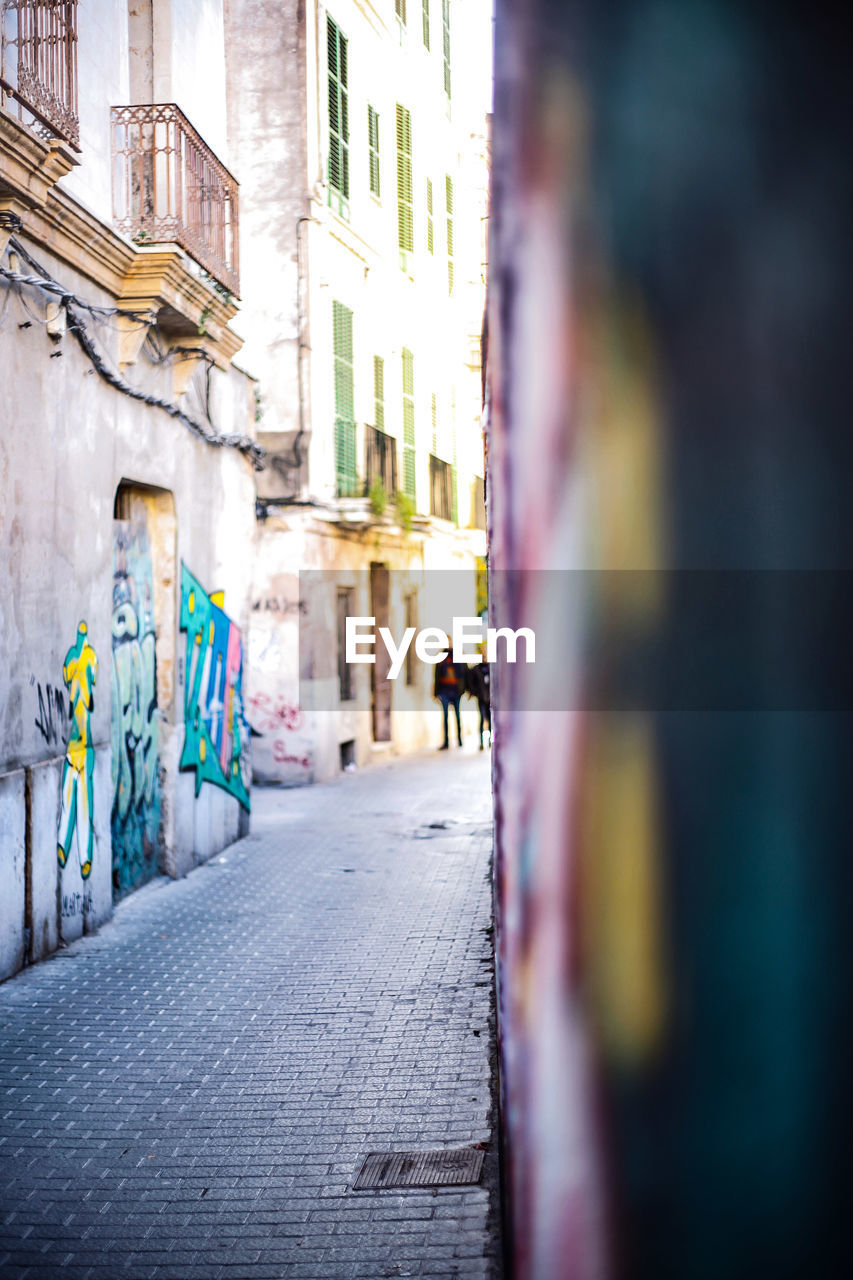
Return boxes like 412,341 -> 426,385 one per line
273,741 -> 311,768
246,692 -> 304,734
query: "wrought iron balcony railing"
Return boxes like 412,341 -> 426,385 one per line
0,0 -> 80,149
111,103 -> 239,297
365,425 -> 398,498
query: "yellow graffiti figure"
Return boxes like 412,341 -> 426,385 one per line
57,622 -> 98,879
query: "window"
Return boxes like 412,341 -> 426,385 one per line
337,588 -> 355,701
366,425 -> 397,496
395,0 -> 407,22
368,104 -> 380,198
446,174 -> 454,294
373,355 -> 385,430
422,0 -> 430,49
442,0 -> 451,98
333,301 -> 357,496
396,104 -> 414,265
429,454 -> 453,520
402,347 -> 416,499
327,17 -> 349,214
426,177 -> 434,254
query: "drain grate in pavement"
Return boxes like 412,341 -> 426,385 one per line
353,1147 -> 484,1190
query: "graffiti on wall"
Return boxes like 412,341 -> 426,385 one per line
245,691 -> 310,775
245,691 -> 304,734
180,564 -> 251,811
30,676 -> 67,746
57,622 -> 98,879
111,521 -> 161,895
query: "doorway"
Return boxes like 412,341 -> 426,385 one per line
111,482 -> 175,898
370,562 -> 392,742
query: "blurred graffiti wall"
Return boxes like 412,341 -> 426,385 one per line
486,2 -> 853,1277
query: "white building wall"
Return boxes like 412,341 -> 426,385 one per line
61,0 -> 130,221
60,0 -> 230,228
228,0 -> 490,785
164,0 -> 230,161
304,0 -> 486,510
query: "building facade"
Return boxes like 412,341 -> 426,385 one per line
1,0 -> 259,981
226,0 -> 489,783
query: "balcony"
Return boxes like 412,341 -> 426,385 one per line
429,454 -> 454,522
365,425 -> 398,498
0,0 -> 80,149
111,103 -> 239,297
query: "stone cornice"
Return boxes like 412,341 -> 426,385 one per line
25,186 -> 135,295
0,108 -> 77,213
117,248 -> 242,370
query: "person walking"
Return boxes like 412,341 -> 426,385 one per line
467,660 -> 491,750
434,647 -> 466,749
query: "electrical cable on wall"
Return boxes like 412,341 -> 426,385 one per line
1,236 -> 266,470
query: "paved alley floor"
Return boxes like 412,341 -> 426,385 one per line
0,749 -> 499,1280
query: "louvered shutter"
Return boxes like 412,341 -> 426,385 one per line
327,18 -> 350,211
396,104 -> 414,261
426,177 -> 434,254
373,355 -> 385,431
333,301 -> 357,495
446,174 -> 454,294
402,347 -> 416,499
368,105 -> 381,197
442,0 -> 451,98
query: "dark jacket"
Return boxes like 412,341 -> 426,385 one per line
466,662 -> 491,705
433,654 -> 467,700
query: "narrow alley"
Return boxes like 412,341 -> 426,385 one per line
0,751 -> 499,1280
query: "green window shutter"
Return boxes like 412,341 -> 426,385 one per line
445,174 -> 454,294
333,301 -> 357,496
422,0 -> 430,49
442,0 -> 451,98
368,105 -> 381,197
402,347 -> 414,399
396,104 -> 414,261
426,178 -> 434,254
402,347 -> 416,499
327,18 -> 350,210
373,355 -> 385,430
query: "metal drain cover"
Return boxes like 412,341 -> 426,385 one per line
353,1147 -> 484,1190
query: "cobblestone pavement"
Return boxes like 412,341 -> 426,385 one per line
0,749 -> 499,1280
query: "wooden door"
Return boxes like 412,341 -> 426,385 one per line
370,563 -> 392,741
